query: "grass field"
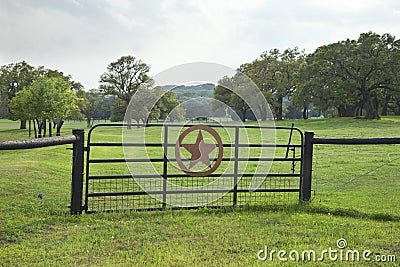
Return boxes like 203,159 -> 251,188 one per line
0,118 -> 399,266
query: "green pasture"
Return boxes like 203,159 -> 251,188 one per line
0,118 -> 399,266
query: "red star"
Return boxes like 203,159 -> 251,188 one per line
181,130 -> 217,169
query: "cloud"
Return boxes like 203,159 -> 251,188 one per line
0,0 -> 399,89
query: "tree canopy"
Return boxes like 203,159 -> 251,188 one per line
99,55 -> 153,127
239,47 -> 305,120
9,77 -> 77,137
128,86 -> 185,124
0,61 -> 37,127
214,32 -> 400,120
293,32 -> 400,119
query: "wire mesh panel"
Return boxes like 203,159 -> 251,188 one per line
84,124 -> 303,213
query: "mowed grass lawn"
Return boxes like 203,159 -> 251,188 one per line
0,118 -> 399,266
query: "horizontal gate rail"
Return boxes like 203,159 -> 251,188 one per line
88,157 -> 302,163
87,123 -> 303,130
85,123 -> 304,212
89,142 -> 302,148
87,188 -> 300,198
87,173 -> 301,180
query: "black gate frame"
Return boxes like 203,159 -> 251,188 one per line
83,123 -> 305,213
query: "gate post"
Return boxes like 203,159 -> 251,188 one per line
301,131 -> 314,201
71,129 -> 84,214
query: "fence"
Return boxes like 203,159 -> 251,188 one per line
0,129 -> 85,214
302,131 -> 400,200
6,127 -> 397,214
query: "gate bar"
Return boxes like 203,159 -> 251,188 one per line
87,188 -> 300,197
86,173 -> 301,180
162,125 -> 168,208
233,127 -> 239,206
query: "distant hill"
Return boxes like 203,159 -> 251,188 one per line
161,83 -> 215,102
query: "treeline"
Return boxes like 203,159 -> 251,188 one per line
0,62 -> 120,137
216,31 -> 400,120
0,56 -> 184,136
0,62 -> 85,137
2,31 -> 399,133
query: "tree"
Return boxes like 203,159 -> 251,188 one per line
167,105 -> 186,122
80,89 -> 106,127
97,95 -> 115,121
213,75 -> 248,122
239,48 -> 305,120
212,73 -> 269,122
295,32 -> 400,119
128,87 -> 184,125
0,61 -> 37,129
154,87 -> 181,120
110,99 -> 127,122
129,87 -> 160,125
7,88 -> 34,133
10,77 -> 77,137
182,98 -> 213,119
99,55 -> 153,128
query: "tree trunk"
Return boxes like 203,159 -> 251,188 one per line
37,119 -> 42,138
86,117 -> 91,128
364,99 -> 380,119
20,120 -> 27,129
381,94 -> 390,116
43,119 -> 46,137
56,120 -> 64,136
48,121 -> 52,137
302,107 -> 308,120
241,109 -> 246,122
28,120 -> 31,137
33,120 -> 37,138
275,95 -> 283,120
355,107 -> 363,117
338,105 -> 356,117
126,101 -> 132,129
127,117 -> 132,130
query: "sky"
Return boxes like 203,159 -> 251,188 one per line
1,0 -> 399,89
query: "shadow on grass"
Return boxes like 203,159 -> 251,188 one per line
193,202 -> 400,222
83,202 -> 400,223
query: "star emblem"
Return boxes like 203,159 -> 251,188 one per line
175,125 -> 224,177
181,130 -> 216,169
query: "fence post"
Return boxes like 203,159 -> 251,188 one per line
71,129 -> 84,214
301,131 -> 314,201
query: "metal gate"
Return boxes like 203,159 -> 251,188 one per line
84,123 -> 304,213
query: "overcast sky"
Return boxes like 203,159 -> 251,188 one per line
1,0 -> 399,89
